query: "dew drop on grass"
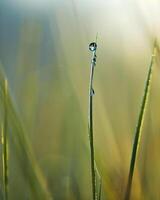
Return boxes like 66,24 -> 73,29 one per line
89,42 -> 97,51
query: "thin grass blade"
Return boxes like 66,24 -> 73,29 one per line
124,40 -> 157,200
0,67 -> 52,199
2,79 -> 9,200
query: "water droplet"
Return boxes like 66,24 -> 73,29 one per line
89,42 -> 97,51
90,88 -> 95,96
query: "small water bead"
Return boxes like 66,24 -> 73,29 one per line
89,42 -> 97,51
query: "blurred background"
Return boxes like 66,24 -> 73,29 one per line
0,0 -> 160,199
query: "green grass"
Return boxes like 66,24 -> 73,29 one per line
0,36 -> 159,199
1,79 -> 9,200
0,67 -> 52,199
88,45 -> 97,200
124,40 -> 158,200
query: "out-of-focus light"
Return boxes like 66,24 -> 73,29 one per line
9,0 -> 56,11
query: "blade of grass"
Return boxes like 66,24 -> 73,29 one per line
0,184 -> 3,200
98,179 -> 102,200
2,79 -> 8,200
94,162 -> 102,200
124,40 -> 157,200
88,41 -> 98,200
0,66 -> 52,199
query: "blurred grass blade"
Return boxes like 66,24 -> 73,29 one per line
0,66 -> 52,199
95,163 -> 102,200
124,40 -> 157,200
2,79 -> 9,200
0,184 -> 3,199
98,179 -> 102,200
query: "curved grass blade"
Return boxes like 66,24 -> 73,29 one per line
0,67 -> 52,199
124,40 -> 157,200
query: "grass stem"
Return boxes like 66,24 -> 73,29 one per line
124,40 -> 157,200
2,79 -> 9,200
88,42 -> 98,200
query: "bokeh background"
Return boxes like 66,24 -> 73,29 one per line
0,0 -> 160,199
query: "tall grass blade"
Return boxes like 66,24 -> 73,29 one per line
98,179 -> 102,200
124,40 -> 157,200
88,41 -> 98,200
2,79 -> 9,200
0,67 -> 52,199
95,165 -> 102,200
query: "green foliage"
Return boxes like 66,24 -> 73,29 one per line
124,40 -> 158,200
0,67 -> 52,200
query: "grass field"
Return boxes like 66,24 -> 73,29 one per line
0,1 -> 160,199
